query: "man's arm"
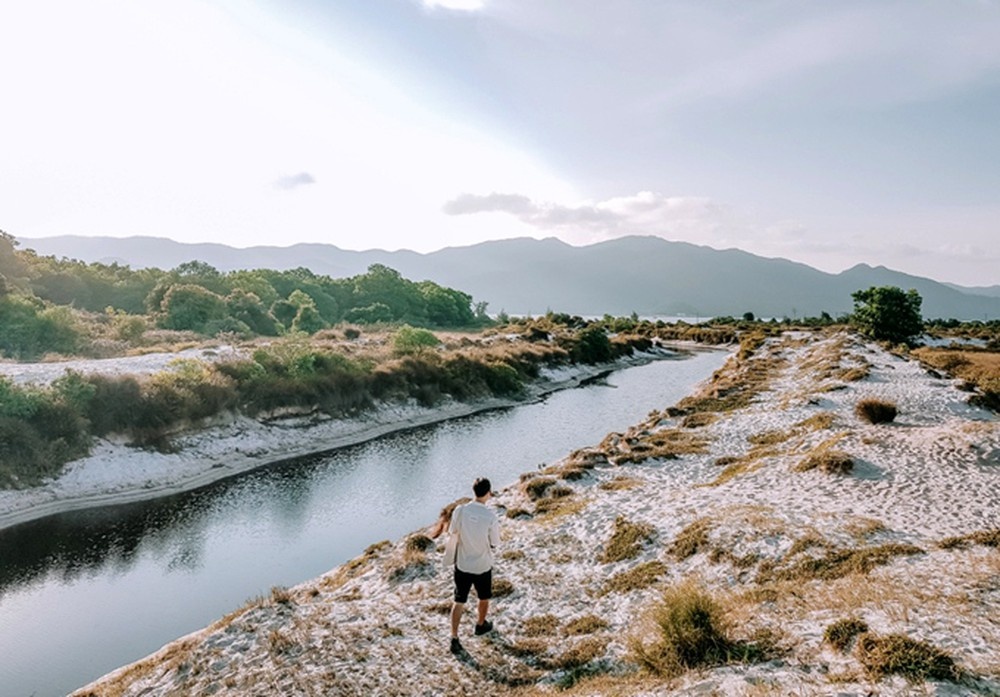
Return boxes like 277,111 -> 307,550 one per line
489,516 -> 500,549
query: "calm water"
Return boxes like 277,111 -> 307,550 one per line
0,350 -> 726,697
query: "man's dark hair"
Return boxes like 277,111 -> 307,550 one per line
473,477 -> 492,498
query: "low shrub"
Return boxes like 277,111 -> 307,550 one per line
855,398 -> 897,424
855,632 -> 959,682
0,377 -> 91,487
824,617 -> 869,652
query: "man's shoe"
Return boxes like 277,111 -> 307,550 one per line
450,637 -> 463,654
474,620 -> 494,636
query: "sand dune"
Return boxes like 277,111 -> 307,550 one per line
73,330 -> 1000,696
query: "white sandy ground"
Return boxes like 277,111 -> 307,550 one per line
0,347 -> 684,531
59,331 -> 1000,696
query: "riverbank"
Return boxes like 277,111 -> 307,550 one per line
0,346 -> 702,532
74,329 -> 1000,697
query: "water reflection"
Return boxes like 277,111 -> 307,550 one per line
0,350 -> 728,697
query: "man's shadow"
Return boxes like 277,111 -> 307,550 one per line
451,631 -> 538,687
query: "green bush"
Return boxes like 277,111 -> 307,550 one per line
159,284 -> 227,332
0,377 -> 90,487
851,286 -> 923,344
0,295 -> 81,359
392,325 -> 440,356
570,326 -> 613,364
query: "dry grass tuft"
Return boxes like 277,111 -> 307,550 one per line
615,428 -> 710,464
669,518 -> 712,560
270,586 -> 294,605
599,515 -> 657,563
937,529 -> 1000,550
628,580 -> 771,678
844,518 -> 887,539
522,614 -> 561,636
703,446 -> 782,486
795,412 -> 836,431
855,398 -> 898,424
522,476 -> 558,500
405,534 -> 435,552
837,365 -> 871,382
913,346 -> 1000,410
681,412 -> 718,429
823,617 -> 869,652
598,475 -> 643,491
551,637 -> 607,670
492,578 -> 516,597
760,543 -> 923,583
747,429 -> 793,446
796,449 -> 854,474
564,614 -> 610,636
600,560 -> 667,596
855,632 -> 960,682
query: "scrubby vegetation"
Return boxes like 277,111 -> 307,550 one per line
0,321 -> 665,488
1,232 -> 488,359
913,345 -> 1000,411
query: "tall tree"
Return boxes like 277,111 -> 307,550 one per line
851,286 -> 923,344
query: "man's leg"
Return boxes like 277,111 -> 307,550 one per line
450,601 -> 465,638
477,598 -> 489,626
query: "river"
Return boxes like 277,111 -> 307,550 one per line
0,349 -> 726,697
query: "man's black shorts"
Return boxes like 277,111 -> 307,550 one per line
454,567 -> 492,603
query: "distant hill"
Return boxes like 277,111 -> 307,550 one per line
944,282 -> 1000,299
16,234 -> 1000,320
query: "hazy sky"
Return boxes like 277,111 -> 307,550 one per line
2,0 -> 999,285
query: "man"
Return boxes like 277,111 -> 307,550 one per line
447,477 -> 500,654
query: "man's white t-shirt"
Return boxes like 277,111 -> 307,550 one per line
450,500 -> 500,575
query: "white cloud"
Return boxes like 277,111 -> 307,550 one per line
443,191 -> 724,245
274,173 -> 317,190
422,0 -> 486,11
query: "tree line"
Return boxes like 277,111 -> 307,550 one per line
0,232 -> 488,359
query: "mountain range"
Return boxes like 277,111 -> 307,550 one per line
15,234 -> 1000,320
